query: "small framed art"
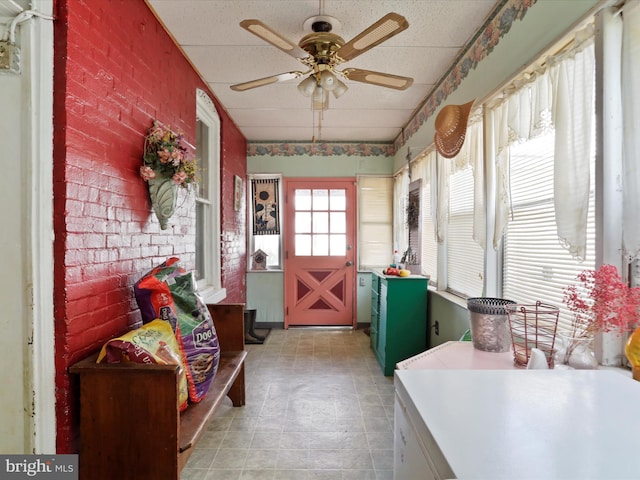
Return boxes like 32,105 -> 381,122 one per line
234,175 -> 243,211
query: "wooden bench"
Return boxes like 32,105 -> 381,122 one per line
69,303 -> 246,480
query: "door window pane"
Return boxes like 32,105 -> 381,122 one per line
330,212 -> 346,233
313,189 -> 329,210
296,212 -> 312,233
330,189 -> 346,210
313,234 -> 329,256
295,234 -> 311,256
296,189 -> 312,210
313,212 -> 329,233
330,234 -> 346,256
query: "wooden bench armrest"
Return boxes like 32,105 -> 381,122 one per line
207,303 -> 245,352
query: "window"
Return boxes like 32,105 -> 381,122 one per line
358,176 -> 393,270
248,175 -> 282,269
294,188 -> 347,256
415,151 -> 438,283
447,165 -> 484,297
195,89 -> 224,301
503,131 -> 595,334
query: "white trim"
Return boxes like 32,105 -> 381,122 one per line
594,7 -> 626,366
195,89 -> 224,299
28,0 -> 55,453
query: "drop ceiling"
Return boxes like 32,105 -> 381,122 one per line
148,0 -> 499,144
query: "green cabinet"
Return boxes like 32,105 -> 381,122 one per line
370,271 -> 428,376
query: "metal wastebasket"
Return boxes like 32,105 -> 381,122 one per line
467,298 -> 516,353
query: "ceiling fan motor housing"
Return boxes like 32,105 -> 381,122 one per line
299,32 -> 344,65
312,20 -> 332,32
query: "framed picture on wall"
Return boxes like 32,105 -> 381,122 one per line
234,175 -> 243,211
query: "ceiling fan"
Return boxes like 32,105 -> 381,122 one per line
230,12 -> 414,110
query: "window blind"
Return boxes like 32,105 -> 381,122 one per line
448,166 -> 484,297
358,176 -> 393,269
503,132 -> 596,335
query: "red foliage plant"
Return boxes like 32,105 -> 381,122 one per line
563,264 -> 640,338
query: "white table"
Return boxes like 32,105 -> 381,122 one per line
394,354 -> 640,479
396,340 -> 516,370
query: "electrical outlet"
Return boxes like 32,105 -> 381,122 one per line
632,259 -> 640,288
434,320 -> 439,336
359,276 -> 365,287
0,41 -> 21,74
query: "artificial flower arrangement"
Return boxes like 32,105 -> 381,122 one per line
140,120 -> 197,188
563,264 -> 640,337
561,264 -> 640,368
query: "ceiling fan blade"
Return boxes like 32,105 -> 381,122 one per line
342,68 -> 413,90
335,13 -> 409,62
231,71 -> 304,91
240,19 -> 310,60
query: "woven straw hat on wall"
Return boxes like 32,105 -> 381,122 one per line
434,100 -> 475,158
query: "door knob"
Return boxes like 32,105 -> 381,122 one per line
346,261 -> 353,266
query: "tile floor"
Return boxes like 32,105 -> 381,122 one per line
180,328 -> 395,480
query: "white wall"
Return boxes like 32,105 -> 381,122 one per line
0,0 -> 55,453
0,36 -> 28,453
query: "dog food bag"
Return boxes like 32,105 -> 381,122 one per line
134,257 -> 221,402
97,319 -> 189,411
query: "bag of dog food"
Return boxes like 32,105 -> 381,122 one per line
97,319 -> 189,411
134,257 -> 220,402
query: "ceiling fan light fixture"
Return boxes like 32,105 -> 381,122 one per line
319,70 -> 338,91
332,80 -> 348,98
312,85 -> 329,110
297,75 -> 317,97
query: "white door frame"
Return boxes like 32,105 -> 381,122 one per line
13,0 -> 56,453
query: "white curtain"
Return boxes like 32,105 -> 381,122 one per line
435,152 -> 450,244
393,170 -> 409,256
435,116 -> 484,247
468,121 -> 485,248
429,150 -> 439,244
493,100 -> 512,249
623,1 -> 640,261
490,25 -> 595,259
551,28 -> 595,261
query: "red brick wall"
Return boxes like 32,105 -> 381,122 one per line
53,0 -> 246,452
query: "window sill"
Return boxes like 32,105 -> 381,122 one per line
200,287 -> 227,304
247,269 -> 283,273
428,287 -> 468,309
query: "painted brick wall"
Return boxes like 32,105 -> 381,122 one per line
53,0 -> 246,452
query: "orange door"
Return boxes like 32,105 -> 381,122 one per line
284,178 -> 356,327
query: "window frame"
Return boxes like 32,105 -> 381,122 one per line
446,164 -> 484,298
247,173 -> 284,271
195,89 -> 225,302
357,175 -> 394,271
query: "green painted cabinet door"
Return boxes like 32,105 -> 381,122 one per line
370,271 -> 428,376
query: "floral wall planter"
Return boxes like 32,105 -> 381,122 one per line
147,177 -> 179,230
140,121 -> 196,229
